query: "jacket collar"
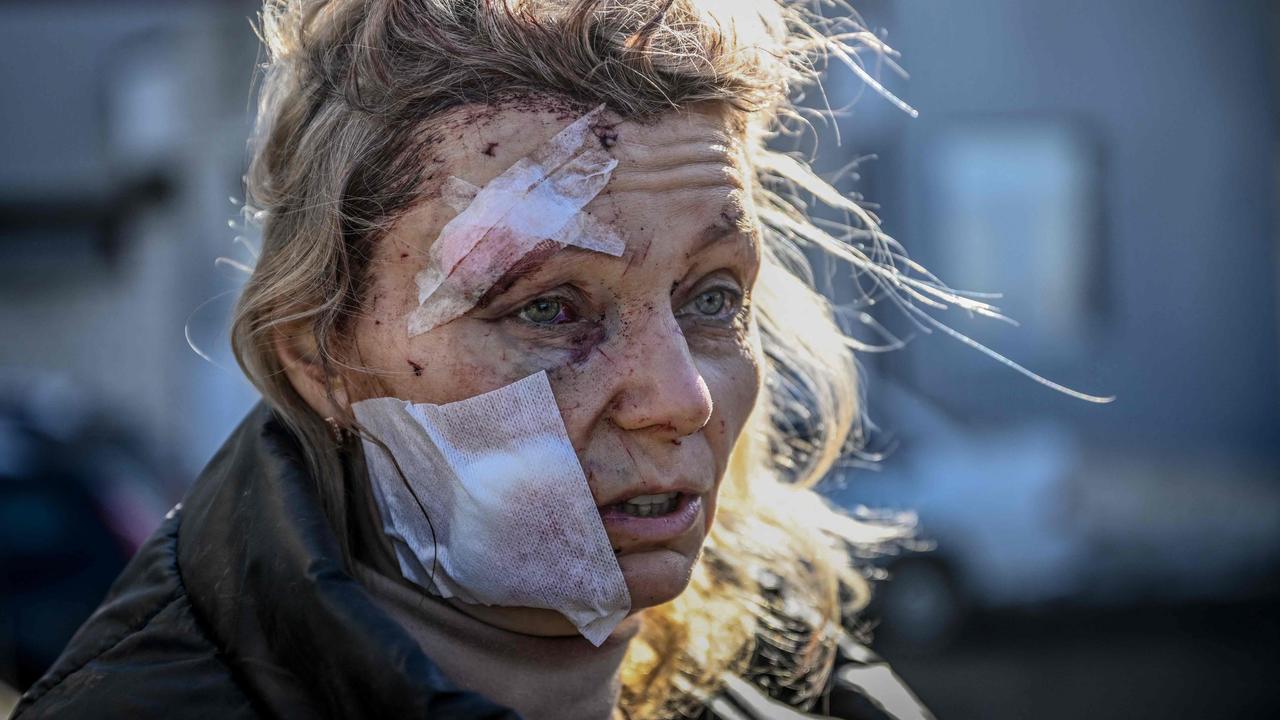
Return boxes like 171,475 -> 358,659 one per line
175,403 -> 519,719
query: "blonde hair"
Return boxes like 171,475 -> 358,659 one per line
230,0 -> 982,715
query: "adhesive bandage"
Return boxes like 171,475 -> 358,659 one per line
352,371 -> 632,646
407,105 -> 626,336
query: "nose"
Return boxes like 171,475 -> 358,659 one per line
605,306 -> 714,440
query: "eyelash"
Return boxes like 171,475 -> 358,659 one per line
508,281 -> 745,328
514,294 -> 578,326
677,285 -> 743,323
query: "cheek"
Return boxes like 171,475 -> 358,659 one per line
696,347 -> 759,534
355,312 -> 590,405
354,251 -> 568,403
699,345 -> 762,468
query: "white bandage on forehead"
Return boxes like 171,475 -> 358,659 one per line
407,105 -> 626,336
352,371 -> 632,646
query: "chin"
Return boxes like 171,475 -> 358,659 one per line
617,545 -> 702,610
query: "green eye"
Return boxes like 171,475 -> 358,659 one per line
518,298 -> 567,324
693,289 -> 728,316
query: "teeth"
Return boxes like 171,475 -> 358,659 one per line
626,493 -> 677,505
619,492 -> 680,517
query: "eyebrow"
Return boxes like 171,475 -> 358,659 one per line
475,205 -> 758,305
689,206 -> 759,256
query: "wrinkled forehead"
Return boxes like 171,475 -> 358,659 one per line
395,99 -> 759,336
425,98 -> 751,198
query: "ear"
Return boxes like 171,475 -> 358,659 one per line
273,324 -> 350,420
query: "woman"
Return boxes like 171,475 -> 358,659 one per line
14,1 -> 940,718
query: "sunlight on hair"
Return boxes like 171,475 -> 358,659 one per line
216,1 -> 1113,715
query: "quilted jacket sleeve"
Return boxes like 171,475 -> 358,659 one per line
11,512 -> 260,720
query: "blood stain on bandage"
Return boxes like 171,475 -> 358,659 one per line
474,238 -> 563,309
409,104 -> 624,337
508,483 -> 572,544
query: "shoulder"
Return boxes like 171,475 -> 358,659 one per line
11,508 -> 259,720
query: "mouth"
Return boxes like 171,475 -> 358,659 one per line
604,491 -> 682,517
598,491 -> 704,546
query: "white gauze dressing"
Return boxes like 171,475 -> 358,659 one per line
407,104 -> 626,336
351,371 -> 632,646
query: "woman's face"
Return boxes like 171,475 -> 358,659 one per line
344,100 -> 763,631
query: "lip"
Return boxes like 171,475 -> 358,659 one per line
598,493 -> 703,545
595,480 -> 706,509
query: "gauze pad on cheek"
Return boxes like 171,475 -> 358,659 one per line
407,104 -> 626,337
351,371 -> 632,646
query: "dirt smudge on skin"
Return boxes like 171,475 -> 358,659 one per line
474,238 -> 564,309
482,141 -> 499,156
407,359 -> 424,376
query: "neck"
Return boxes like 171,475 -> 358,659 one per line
443,595 -> 588,637
355,564 -> 639,720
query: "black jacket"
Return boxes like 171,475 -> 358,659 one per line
12,405 -> 926,720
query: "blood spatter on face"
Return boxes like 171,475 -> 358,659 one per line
482,141 -> 499,157
474,238 -> 564,309
400,252 -> 410,259
618,439 -> 639,469
407,359 -> 424,376
592,344 -> 615,364
591,121 -> 619,150
567,324 -> 608,366
623,236 -> 653,274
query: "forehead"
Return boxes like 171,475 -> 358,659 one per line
378,99 -> 760,336
426,99 -> 750,204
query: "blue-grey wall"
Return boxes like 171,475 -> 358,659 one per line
829,0 -> 1278,458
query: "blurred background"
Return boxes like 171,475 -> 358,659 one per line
0,1 -> 1276,717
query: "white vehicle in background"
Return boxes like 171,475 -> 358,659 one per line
821,379 -> 1280,649
822,381 -> 1085,648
